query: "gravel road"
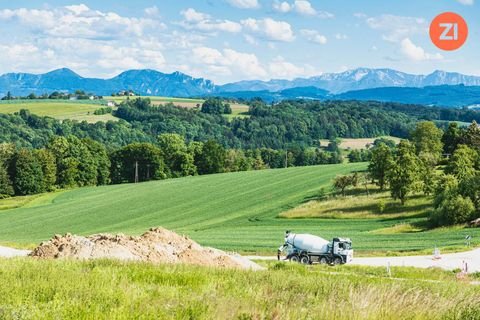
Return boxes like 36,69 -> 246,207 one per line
2,245 -> 479,273
0,246 -> 31,258
246,248 -> 480,273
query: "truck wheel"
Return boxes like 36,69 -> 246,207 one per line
333,257 -> 342,265
319,257 -> 327,265
300,255 -> 310,265
290,255 -> 300,263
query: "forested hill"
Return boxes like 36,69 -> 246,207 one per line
2,99 -> 480,150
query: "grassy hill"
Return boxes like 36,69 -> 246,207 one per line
0,99 -> 117,123
0,97 -> 250,123
0,162 -> 478,254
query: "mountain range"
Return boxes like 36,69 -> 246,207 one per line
220,68 -> 480,94
1,67 -> 480,107
0,68 -> 215,97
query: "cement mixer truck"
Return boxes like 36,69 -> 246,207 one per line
278,231 -> 353,265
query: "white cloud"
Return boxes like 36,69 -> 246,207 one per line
400,38 -> 443,61
335,33 -> 348,40
273,0 -> 333,18
64,4 -> 90,15
457,0 -> 474,4
294,0 -> 316,15
191,48 -> 319,81
193,46 -> 267,79
0,5 -> 169,77
268,56 -> 318,79
0,5 -> 164,40
273,1 -> 292,13
301,29 -> 327,44
241,18 -> 294,42
226,0 -> 260,9
366,14 -> 427,42
0,37 -> 167,78
181,8 -> 209,22
353,12 -> 367,19
180,8 -> 242,33
144,6 -> 160,17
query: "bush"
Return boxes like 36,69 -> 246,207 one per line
94,107 -> 113,115
431,195 -> 475,226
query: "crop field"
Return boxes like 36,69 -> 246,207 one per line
0,258 -> 478,320
1,162 -> 479,255
320,136 -> 401,150
0,100 -> 117,123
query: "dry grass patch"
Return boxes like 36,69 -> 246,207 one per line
280,190 -> 432,220
320,136 -> 401,150
370,223 -> 424,235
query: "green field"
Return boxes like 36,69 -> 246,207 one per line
1,163 -> 479,254
0,97 -> 250,122
0,258 -> 478,319
0,100 -> 117,123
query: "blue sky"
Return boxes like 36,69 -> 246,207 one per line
0,0 -> 478,83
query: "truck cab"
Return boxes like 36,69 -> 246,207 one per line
332,238 -> 353,263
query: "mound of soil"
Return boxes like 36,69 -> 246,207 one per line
30,227 -> 262,270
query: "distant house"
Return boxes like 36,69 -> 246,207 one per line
106,101 -> 115,107
89,96 -> 95,100
69,96 -> 77,101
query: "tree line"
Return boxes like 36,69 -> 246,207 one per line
2,98 -> 480,152
0,133 -> 342,198
366,121 -> 480,227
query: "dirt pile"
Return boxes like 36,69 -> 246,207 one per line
30,227 -> 263,270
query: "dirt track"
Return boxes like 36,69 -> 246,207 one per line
0,246 -> 30,258
3,240 -> 479,273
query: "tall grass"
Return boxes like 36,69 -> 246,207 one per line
0,258 -> 478,319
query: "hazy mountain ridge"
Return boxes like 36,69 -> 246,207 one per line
0,68 -> 215,97
1,67 -> 480,107
219,68 -> 480,94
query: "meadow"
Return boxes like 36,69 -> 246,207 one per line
0,258 -> 478,319
0,163 -> 479,255
0,100 -> 117,123
0,97 -> 250,122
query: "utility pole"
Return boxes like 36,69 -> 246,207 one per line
134,161 -> 139,183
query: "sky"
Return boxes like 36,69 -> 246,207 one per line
0,0 -> 479,84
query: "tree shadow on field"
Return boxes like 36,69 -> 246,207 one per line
326,202 -> 431,216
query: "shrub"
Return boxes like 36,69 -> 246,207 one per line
431,195 -> 475,226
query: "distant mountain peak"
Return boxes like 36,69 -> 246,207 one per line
45,68 -> 81,78
220,67 -> 480,94
0,68 -> 215,97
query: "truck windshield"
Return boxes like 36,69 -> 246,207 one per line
344,243 -> 352,250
